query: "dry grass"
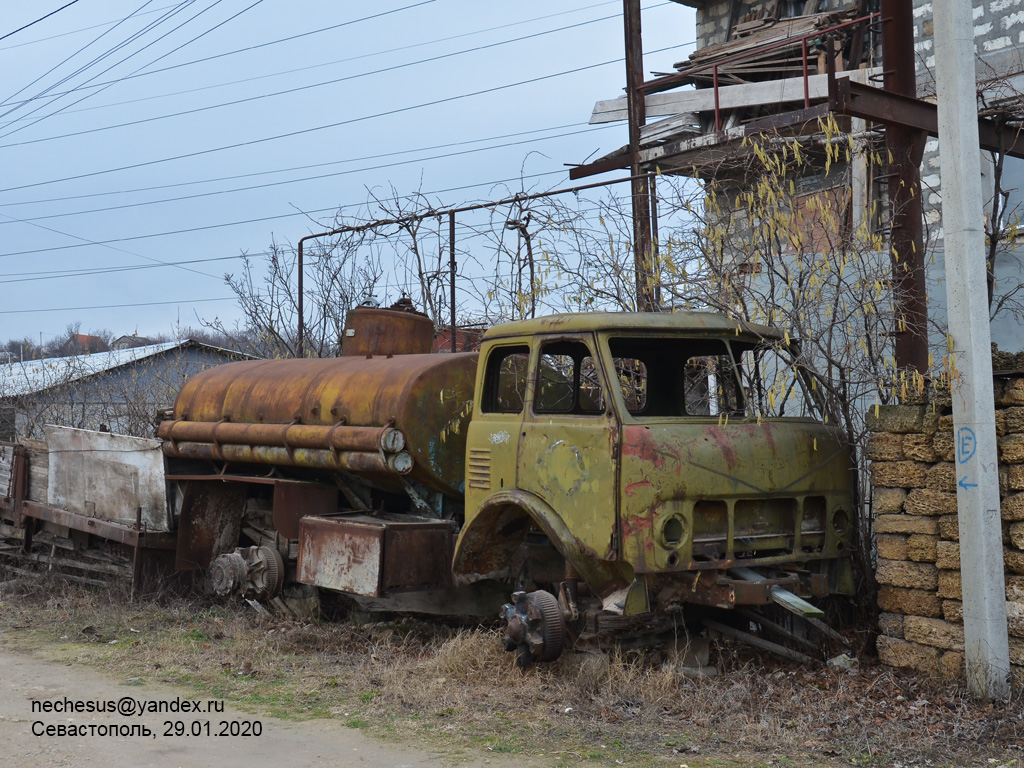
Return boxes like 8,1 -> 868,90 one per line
1,568 -> 1022,768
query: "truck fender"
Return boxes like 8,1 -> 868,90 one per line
452,490 -> 633,605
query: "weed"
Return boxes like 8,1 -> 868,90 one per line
0,578 -> 1022,768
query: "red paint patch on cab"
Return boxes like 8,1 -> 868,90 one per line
624,479 -> 653,496
620,513 -> 654,538
622,427 -> 664,467
702,426 -> 740,470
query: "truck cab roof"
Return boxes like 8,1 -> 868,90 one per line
483,311 -> 783,342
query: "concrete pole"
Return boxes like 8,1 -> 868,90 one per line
933,0 -> 1011,698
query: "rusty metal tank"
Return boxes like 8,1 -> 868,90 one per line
341,298 -> 434,357
159,351 -> 478,498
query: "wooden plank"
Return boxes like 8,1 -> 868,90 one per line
806,615 -> 851,646
0,444 -> 15,499
641,113 -> 701,143
770,587 -> 825,618
590,68 -> 880,124
17,549 -> 130,576
27,465 -> 48,503
0,559 -> 112,587
0,521 -> 24,540
685,16 -> 825,63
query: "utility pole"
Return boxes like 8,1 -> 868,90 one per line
623,0 -> 657,312
933,0 -> 1010,699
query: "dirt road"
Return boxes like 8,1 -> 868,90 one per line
0,648 -> 514,768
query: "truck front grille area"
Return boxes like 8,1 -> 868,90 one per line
690,495 -> 829,564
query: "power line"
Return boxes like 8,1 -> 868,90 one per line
0,0 -> 439,113
0,195 -> 635,285
0,169 -> 484,280
0,42 -> 687,195
0,296 -> 236,315
0,1 -> 673,124
0,1 -> 84,44
0,0 -> 253,138
0,11 -> 628,148
0,122 -> 590,208
0,209 -> 226,279
0,254 -> 244,284
0,4 -> 180,52
0,1 -> 192,119
0,123 -> 615,223
0,165 -> 634,267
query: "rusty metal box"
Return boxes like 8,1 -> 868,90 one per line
296,513 -> 453,596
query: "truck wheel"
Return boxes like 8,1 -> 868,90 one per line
500,589 -> 566,668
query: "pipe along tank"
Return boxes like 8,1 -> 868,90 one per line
163,349 -> 476,498
158,303 -> 856,666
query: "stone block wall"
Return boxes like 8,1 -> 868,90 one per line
867,375 -> 1024,680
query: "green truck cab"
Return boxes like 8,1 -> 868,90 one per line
453,312 -> 854,664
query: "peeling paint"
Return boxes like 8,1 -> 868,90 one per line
624,479 -> 653,496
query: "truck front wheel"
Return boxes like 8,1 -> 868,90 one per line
500,589 -> 566,667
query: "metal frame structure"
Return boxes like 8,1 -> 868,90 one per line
571,3 -> 1024,373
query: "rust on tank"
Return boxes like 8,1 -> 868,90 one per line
341,298 -> 434,357
166,351 -> 476,496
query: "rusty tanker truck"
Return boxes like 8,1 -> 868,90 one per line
1,306 -> 855,665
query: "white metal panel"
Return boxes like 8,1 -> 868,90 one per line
44,425 -> 170,532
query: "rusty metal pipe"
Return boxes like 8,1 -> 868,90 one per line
163,441 -> 413,475
449,211 -> 457,352
158,420 -> 405,454
881,0 -> 927,373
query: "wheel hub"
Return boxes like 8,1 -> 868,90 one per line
500,589 -> 566,667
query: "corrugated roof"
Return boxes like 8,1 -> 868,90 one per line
0,339 -> 244,398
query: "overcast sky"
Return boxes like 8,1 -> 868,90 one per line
0,0 -> 695,347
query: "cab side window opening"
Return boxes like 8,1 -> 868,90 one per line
737,342 -> 817,419
606,337 -> 745,418
482,345 -> 530,414
534,340 -> 605,415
